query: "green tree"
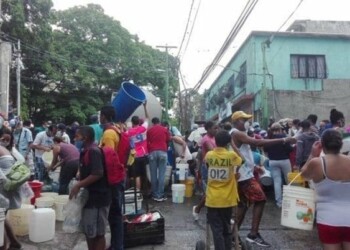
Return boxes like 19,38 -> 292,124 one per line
1,2 -> 179,124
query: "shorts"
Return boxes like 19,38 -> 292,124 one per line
238,178 -> 266,205
317,223 -> 350,244
128,156 -> 148,178
81,206 -> 109,238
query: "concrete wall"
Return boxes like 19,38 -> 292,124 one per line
267,79 -> 350,123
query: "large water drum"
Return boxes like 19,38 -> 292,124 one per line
112,82 -> 146,122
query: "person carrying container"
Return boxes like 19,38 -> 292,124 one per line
205,129 -> 242,250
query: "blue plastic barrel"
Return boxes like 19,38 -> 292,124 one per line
112,82 -> 146,122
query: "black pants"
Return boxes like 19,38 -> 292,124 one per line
58,160 -> 79,195
207,207 -> 233,250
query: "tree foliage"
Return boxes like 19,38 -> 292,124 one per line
1,1 -> 179,124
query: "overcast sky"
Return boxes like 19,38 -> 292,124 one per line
52,0 -> 350,91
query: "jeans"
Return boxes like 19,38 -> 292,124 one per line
269,159 -> 291,207
35,157 -> 45,181
108,181 -> 125,250
149,151 -> 168,199
207,207 -> 232,250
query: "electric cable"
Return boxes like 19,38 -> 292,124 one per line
193,0 -> 259,91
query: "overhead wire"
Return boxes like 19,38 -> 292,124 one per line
193,0 -> 259,92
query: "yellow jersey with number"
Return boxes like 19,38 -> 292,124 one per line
205,147 -> 242,208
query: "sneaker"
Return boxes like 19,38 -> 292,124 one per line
246,233 -> 271,247
192,206 -> 199,221
232,235 -> 242,248
152,197 -> 163,202
161,196 -> 167,201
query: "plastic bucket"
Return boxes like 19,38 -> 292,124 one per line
281,185 -> 316,230
184,176 -> 195,198
54,195 -> 69,221
7,204 -> 34,236
41,192 -> 59,198
171,184 -> 185,203
35,197 -> 55,208
288,172 -> 305,187
176,163 -> 189,181
0,208 -> 6,246
28,181 -> 43,205
259,169 -> 273,186
112,82 -> 146,122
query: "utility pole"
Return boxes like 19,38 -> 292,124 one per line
156,44 -> 177,121
0,42 -> 11,118
261,41 -> 269,128
16,39 -> 22,117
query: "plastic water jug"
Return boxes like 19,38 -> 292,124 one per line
29,208 -> 55,242
7,204 -> 34,236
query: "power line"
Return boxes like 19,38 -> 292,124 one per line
177,0 -> 196,59
178,0 -> 201,62
193,0 -> 259,91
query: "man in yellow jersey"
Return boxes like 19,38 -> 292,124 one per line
99,105 -> 124,250
205,129 -> 242,250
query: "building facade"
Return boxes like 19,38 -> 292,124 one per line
205,21 -> 350,127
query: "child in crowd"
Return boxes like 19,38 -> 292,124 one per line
205,129 -> 242,250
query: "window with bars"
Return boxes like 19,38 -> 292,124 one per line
239,62 -> 247,87
290,55 -> 327,79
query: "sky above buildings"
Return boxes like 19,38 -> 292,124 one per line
52,0 -> 350,92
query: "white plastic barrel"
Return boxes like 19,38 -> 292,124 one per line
171,184 -> 185,203
281,185 -> 316,230
54,195 -> 69,221
29,208 -> 56,243
7,204 -> 35,236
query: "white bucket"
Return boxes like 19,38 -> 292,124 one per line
41,192 -> 59,198
29,208 -> 55,243
176,163 -> 189,181
48,168 -> 61,182
259,169 -> 273,186
42,151 -> 53,168
146,164 -> 172,187
281,185 -> 316,230
35,197 -> 55,208
171,184 -> 185,203
0,208 -> 6,247
54,195 -> 69,221
7,204 -> 34,236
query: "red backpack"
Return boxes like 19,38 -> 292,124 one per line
84,146 -> 125,185
105,125 -> 131,166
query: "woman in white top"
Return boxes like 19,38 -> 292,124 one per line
301,129 -> 350,250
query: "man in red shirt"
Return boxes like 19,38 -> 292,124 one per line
147,117 -> 171,201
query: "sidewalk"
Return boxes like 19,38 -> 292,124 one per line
17,189 -> 322,249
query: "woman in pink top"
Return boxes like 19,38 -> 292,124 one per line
126,103 -> 149,190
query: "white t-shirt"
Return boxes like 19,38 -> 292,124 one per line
33,131 -> 54,158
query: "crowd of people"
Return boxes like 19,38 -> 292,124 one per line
0,106 -> 349,250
